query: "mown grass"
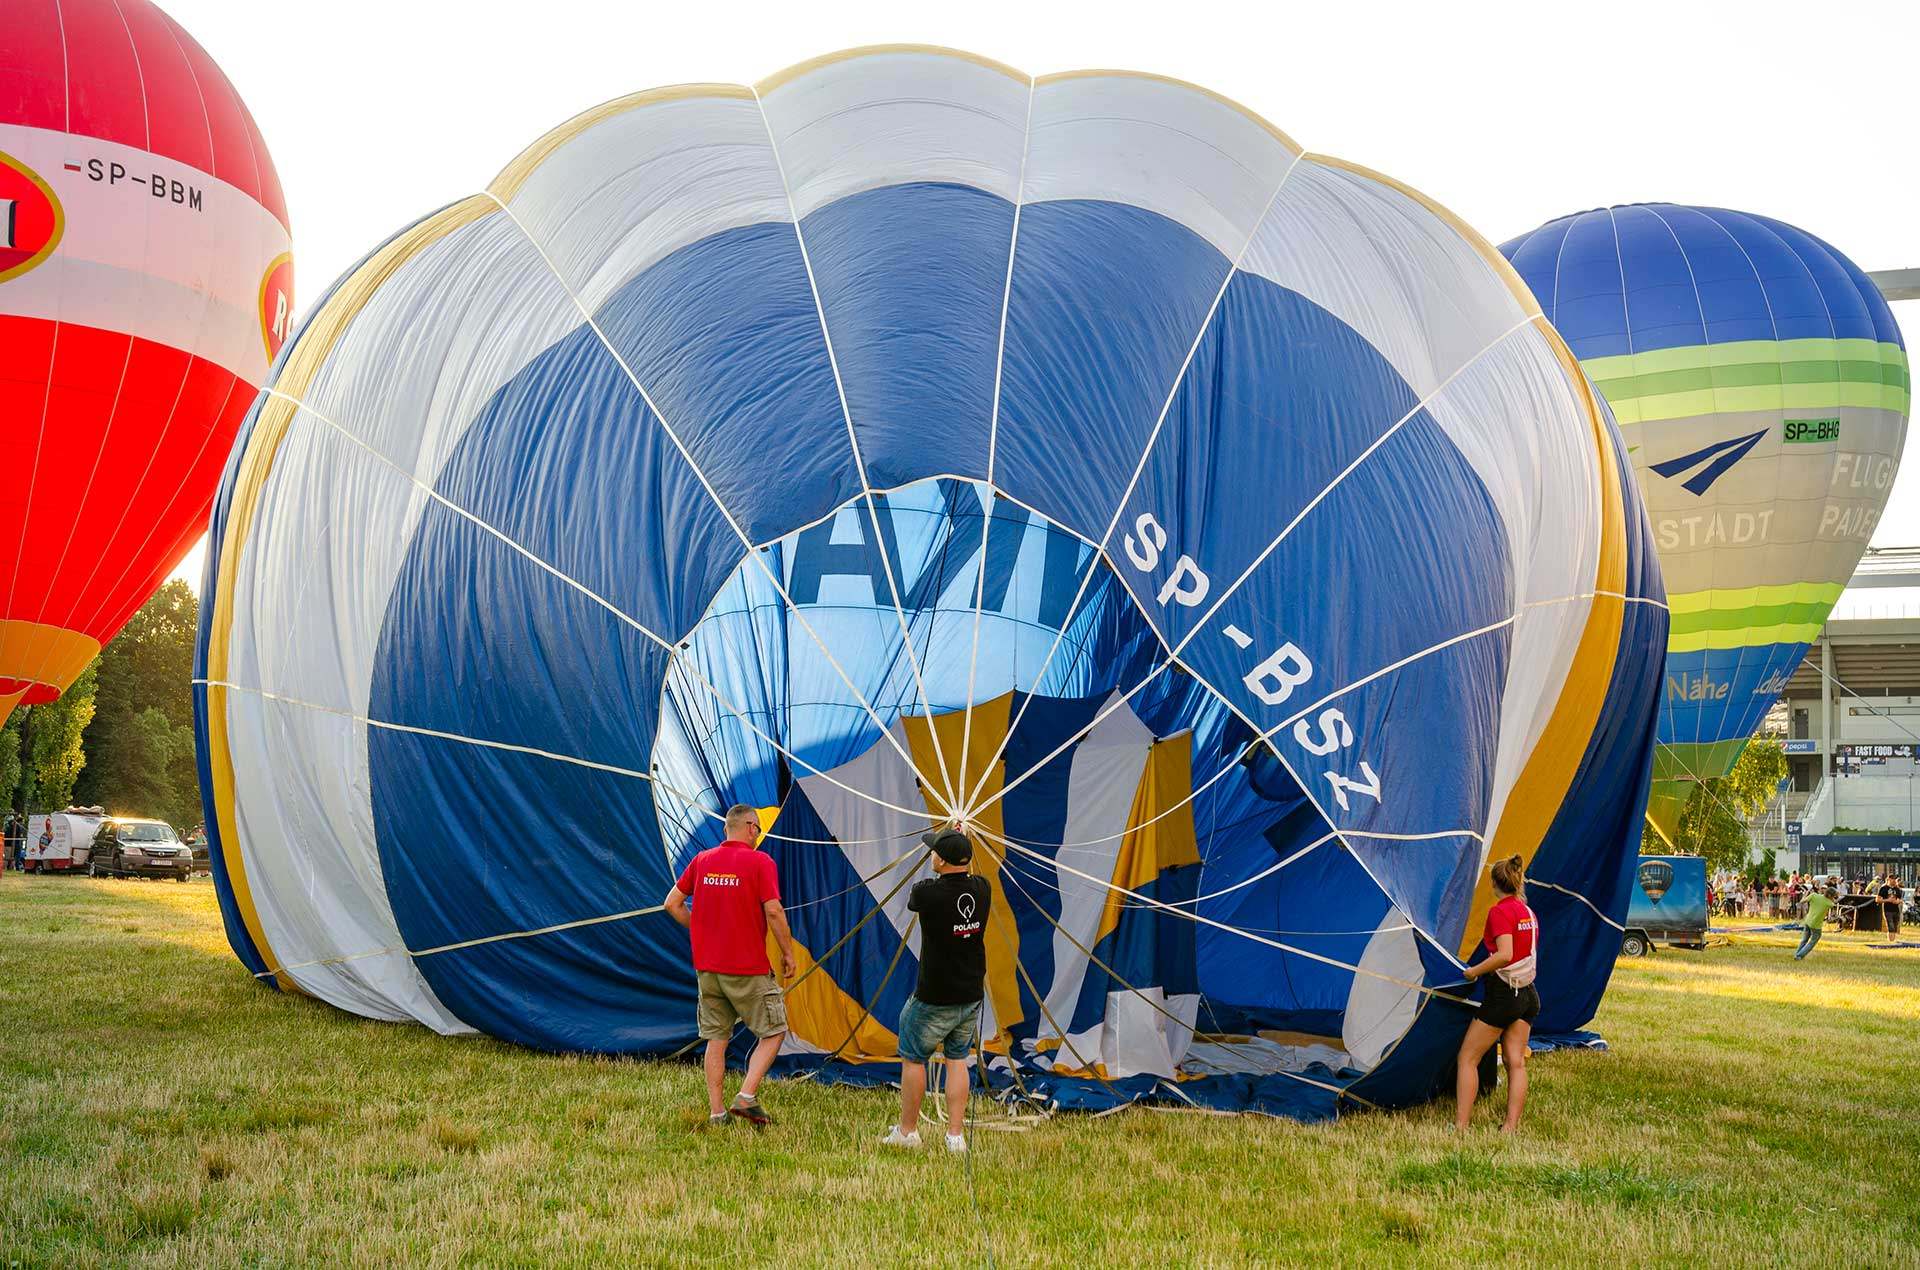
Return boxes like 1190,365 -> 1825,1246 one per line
2,877 -> 1916,1266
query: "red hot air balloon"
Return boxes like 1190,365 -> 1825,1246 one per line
0,0 -> 291,717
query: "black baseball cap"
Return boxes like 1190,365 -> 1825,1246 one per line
924,827 -> 972,865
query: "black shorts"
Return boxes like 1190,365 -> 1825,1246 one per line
1480,977 -> 1540,1030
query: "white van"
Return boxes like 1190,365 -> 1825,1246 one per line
25,808 -> 106,874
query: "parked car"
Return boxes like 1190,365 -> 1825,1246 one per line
88,818 -> 192,881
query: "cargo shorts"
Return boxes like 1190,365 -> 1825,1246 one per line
697,971 -> 788,1040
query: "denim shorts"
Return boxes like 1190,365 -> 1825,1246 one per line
897,995 -> 981,1063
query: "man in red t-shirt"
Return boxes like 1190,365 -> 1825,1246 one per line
664,805 -> 797,1128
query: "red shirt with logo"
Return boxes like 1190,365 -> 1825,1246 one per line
675,841 -> 780,976
1483,894 -> 1537,961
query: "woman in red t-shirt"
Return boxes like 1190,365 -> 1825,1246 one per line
1453,854 -> 1539,1133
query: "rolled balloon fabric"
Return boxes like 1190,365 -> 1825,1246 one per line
1502,206 -> 1907,843
0,0 -> 293,717
196,47 -> 1664,1115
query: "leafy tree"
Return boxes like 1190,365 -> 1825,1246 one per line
75,580 -> 201,827
0,712 -> 21,812
85,706 -> 181,819
1641,738 -> 1789,872
21,664 -> 97,810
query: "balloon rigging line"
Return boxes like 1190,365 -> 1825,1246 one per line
958,71 -> 1038,826
1525,878 -> 1624,932
822,913 -> 917,1064
974,601 -> 1523,823
983,892 -> 1126,1100
1604,210 -> 1636,348
479,193 -> 943,814
974,825 -> 1475,1008
1652,739 -> 1756,856
260,390 -> 932,826
959,314 -> 1550,955
247,901 -> 666,982
974,834 -> 1355,1098
957,302 -> 1541,814
956,148 -> 1308,815
196,675 -> 935,852
971,579 -> 1638,829
751,88 -> 962,814
971,312 -> 1562,823
981,819 -> 1439,932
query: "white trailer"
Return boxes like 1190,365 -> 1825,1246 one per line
24,809 -> 105,874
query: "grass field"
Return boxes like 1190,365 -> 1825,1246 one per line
3,876 -> 1917,1267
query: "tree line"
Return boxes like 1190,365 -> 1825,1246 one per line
3,580 -> 202,830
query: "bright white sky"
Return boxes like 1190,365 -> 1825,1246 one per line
164,0 -> 1920,591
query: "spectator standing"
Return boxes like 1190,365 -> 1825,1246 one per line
1879,873 -> 1905,942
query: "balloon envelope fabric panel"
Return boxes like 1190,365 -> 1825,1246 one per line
0,0 -> 292,718
1501,206 -> 1907,841
196,47 -> 1666,1117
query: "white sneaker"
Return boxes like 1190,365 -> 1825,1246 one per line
881,1125 -> 921,1148
945,1132 -> 967,1154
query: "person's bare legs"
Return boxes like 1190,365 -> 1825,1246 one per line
738,1031 -> 784,1101
704,1037 -> 728,1117
1499,1021 -> 1531,1133
944,1058 -> 969,1137
899,1060 -> 928,1135
1453,1020 -> 1502,1130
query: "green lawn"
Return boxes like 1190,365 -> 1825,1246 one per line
3,876 -> 1916,1266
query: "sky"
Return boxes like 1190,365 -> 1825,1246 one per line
163,0 -> 1920,590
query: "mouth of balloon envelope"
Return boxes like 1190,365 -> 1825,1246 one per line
649,475 -> 1430,1086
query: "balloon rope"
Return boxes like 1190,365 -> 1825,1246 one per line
974,825 -> 1474,1009
476,196 -> 945,814
750,84 -> 963,811
246,900 -> 667,982
197,675 -> 926,848
973,834 -> 1366,1096
954,150 -> 1308,815
248,392 -> 933,827
245,838 -> 924,985
956,72 -> 1040,853
967,314 -> 1547,825
821,914 -> 916,1064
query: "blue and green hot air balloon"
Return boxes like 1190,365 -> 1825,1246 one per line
1503,206 -> 1907,842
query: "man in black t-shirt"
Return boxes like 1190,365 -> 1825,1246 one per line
1879,874 -> 1905,940
882,827 -> 992,1154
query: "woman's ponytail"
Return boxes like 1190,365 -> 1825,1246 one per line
1490,853 -> 1526,897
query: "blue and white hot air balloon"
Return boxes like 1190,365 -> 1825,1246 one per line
196,47 -> 1666,1118
1501,206 -> 1907,842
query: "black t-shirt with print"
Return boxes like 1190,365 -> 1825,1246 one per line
908,872 -> 992,1006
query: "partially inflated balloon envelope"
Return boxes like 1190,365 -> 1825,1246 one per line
197,48 -> 1665,1119
1501,207 -> 1907,841
0,0 -> 293,717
